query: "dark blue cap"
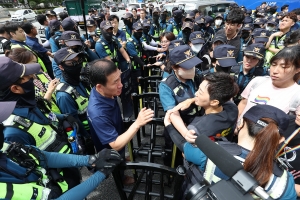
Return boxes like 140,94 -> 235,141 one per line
132,22 -> 143,30
244,104 -> 289,133
0,57 -> 41,90
153,7 -> 160,13
213,44 -> 237,67
254,18 -> 266,25
242,23 -> 254,31
49,19 -> 61,31
173,10 -> 183,18
246,9 -> 252,15
86,19 -> 96,26
215,13 -> 224,19
189,31 -> 205,44
212,34 -> 227,44
244,43 -> 266,59
60,31 -> 82,46
0,101 -> 16,122
143,19 -> 151,27
252,28 -> 271,43
204,16 -> 214,24
185,12 -> 195,19
168,40 -> 185,51
121,12 -> 133,19
54,47 -> 84,65
170,45 -> 202,69
46,10 -> 56,16
195,16 -> 205,24
267,17 -> 278,25
100,20 -> 113,30
244,16 -> 253,24
62,17 -> 76,31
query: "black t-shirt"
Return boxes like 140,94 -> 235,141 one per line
187,101 -> 238,139
0,36 -> 11,54
216,29 -> 241,59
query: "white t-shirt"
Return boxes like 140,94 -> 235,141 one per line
240,76 -> 300,118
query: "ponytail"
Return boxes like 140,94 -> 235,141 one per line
243,118 -> 282,186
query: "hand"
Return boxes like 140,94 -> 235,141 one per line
171,98 -> 194,112
84,40 -> 91,48
152,62 -> 162,67
184,129 -> 197,143
272,31 -> 284,37
156,53 -> 165,60
164,110 -> 172,126
135,107 -> 154,128
290,170 -> 300,180
92,35 -> 99,42
89,149 -> 123,177
47,78 -> 60,93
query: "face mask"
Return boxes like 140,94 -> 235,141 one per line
191,44 -> 203,54
215,64 -> 231,73
143,28 -> 150,34
215,19 -> 222,26
177,66 -> 195,79
88,31 -> 96,36
133,32 -> 143,40
193,24 -> 201,31
102,31 -> 113,42
62,62 -> 83,86
241,31 -> 250,40
174,17 -> 181,24
153,15 -> 159,23
160,14 -> 166,22
266,26 -> 274,31
124,20 -> 132,27
182,29 -> 192,44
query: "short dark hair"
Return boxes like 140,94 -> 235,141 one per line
0,24 -> 6,34
270,45 -> 300,82
37,14 -> 47,26
59,12 -> 69,21
140,9 -> 146,13
226,9 -> 245,24
159,31 -> 175,42
204,72 -> 239,105
281,5 -> 289,11
132,8 -> 137,12
20,22 -> 34,34
284,29 -> 300,46
108,14 -> 119,22
291,8 -> 300,15
282,12 -> 298,22
89,59 -> 118,86
261,2 -> 266,5
5,22 -> 21,35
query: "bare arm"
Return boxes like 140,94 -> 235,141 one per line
109,108 -> 154,151
119,47 -> 131,62
170,111 -> 188,137
238,98 -> 248,118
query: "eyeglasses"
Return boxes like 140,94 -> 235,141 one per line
64,57 -> 83,66
161,40 -> 170,44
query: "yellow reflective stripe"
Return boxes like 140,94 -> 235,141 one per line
203,159 -> 221,184
57,179 -> 69,193
58,145 -> 70,154
266,170 -> 288,199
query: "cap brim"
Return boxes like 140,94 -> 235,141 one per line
0,101 -> 16,122
254,37 -> 268,43
65,40 -> 83,46
217,58 -> 237,67
23,63 -> 41,76
179,56 -> 203,69
64,52 -> 82,61
191,38 -> 205,44
244,52 -> 263,59
242,27 -> 251,31
213,39 -> 226,44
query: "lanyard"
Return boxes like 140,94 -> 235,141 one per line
276,127 -> 300,158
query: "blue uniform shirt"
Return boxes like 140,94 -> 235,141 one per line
115,29 -> 127,42
87,87 -> 124,153
95,35 -> 122,59
159,71 -> 196,111
49,31 -> 63,53
45,26 -> 51,40
126,36 -> 141,57
177,31 -> 183,40
26,36 -> 48,54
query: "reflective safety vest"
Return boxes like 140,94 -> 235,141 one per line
265,34 -> 287,67
151,24 -> 166,41
50,33 -> 65,51
35,73 -> 61,114
203,141 -> 289,199
126,38 -> 143,70
56,83 -> 90,130
0,143 -> 69,200
170,22 -> 180,37
11,43 -> 47,73
96,28 -> 101,36
162,74 -> 198,123
122,26 -> 131,38
3,115 -> 71,154
97,38 -> 118,62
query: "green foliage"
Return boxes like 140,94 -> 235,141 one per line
29,1 -> 37,8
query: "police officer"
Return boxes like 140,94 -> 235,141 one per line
126,22 -> 146,92
62,17 -> 80,34
54,48 -> 94,154
177,21 -> 194,44
0,101 -> 123,200
45,10 -> 57,21
0,57 -> 75,154
95,20 -> 131,72
167,9 -> 183,37
81,18 -> 99,50
231,43 -> 268,105
0,24 -> 10,55
213,13 -> 224,33
49,19 -> 64,53
184,12 -> 195,22
266,17 -> 278,33
149,7 -> 163,41
121,12 -> 134,38
159,8 -> 169,30
188,31 -> 205,63
237,23 -> 254,62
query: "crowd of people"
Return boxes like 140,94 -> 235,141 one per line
0,2 -> 300,199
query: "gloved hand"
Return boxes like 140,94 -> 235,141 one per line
88,149 -> 123,177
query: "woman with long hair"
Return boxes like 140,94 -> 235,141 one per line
165,104 -> 297,199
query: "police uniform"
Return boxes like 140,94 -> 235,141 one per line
167,10 -> 183,37
237,23 -> 254,62
121,12 -> 134,38
211,44 -> 238,74
38,25 -> 51,45
177,21 -> 194,43
231,43 -> 268,105
81,19 -> 99,50
49,20 -> 64,53
252,29 -> 272,67
149,8 -> 166,41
